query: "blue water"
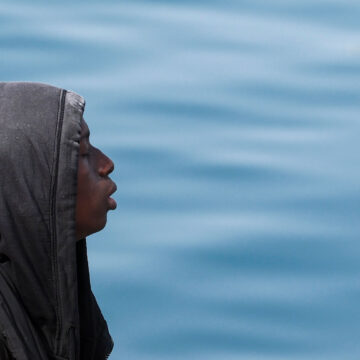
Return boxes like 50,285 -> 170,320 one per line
1,1 -> 360,359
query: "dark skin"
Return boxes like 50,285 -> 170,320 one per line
75,118 -> 117,240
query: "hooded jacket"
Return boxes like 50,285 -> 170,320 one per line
0,82 -> 113,359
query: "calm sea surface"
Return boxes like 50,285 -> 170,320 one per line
1,1 -> 360,359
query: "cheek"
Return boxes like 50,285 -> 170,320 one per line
76,157 -> 109,237
78,159 -> 97,193
78,167 -> 107,213
76,183 -> 108,236
84,190 -> 108,232
77,163 -> 96,209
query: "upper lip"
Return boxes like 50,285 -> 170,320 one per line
108,182 -> 117,197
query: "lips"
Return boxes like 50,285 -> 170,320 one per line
107,182 -> 117,210
108,182 -> 117,197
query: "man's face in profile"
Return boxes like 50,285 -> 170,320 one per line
75,118 -> 117,239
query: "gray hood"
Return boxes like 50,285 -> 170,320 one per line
0,82 -> 113,360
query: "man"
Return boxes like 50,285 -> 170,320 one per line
0,82 -> 116,359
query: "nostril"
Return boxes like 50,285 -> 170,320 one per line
109,161 -> 114,174
100,159 -> 114,177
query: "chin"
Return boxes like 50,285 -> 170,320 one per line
92,216 -> 108,235
78,211 -> 108,238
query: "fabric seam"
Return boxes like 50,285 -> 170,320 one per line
50,89 -> 67,355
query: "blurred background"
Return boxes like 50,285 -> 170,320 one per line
1,0 -> 360,359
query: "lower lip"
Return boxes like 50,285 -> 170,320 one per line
108,197 -> 117,210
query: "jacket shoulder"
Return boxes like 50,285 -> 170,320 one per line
0,266 -> 48,360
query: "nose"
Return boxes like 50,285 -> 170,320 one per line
97,148 -> 115,177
